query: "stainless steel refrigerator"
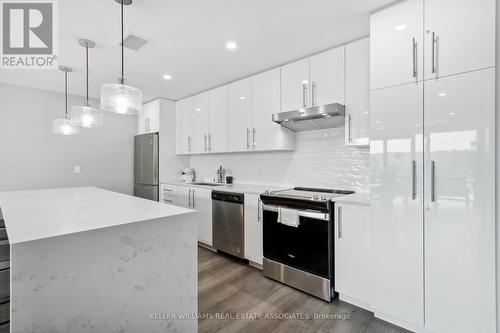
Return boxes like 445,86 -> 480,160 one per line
134,133 -> 159,201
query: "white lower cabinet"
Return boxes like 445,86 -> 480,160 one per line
192,187 -> 213,246
169,185 -> 213,246
244,194 -> 263,265
334,203 -> 370,307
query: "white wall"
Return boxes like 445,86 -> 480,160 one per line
0,83 -> 136,194
190,128 -> 369,191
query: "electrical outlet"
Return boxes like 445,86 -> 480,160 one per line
73,166 -> 81,174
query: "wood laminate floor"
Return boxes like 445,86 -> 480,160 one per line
198,247 -> 411,333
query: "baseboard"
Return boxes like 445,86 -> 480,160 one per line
373,310 -> 428,333
198,242 -> 216,251
339,294 -> 372,312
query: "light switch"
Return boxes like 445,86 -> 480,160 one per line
73,166 -> 81,174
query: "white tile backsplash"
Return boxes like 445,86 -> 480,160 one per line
190,128 -> 369,191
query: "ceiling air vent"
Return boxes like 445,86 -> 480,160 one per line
119,32 -> 150,52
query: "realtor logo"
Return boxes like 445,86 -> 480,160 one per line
1,0 -> 58,68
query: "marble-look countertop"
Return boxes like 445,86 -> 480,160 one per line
163,181 -> 288,195
0,186 -> 194,244
333,192 -> 370,206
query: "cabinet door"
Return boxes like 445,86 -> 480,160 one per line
208,85 -> 228,153
345,38 -> 370,146
175,98 -> 193,154
252,68 -> 294,151
138,110 -> 146,135
424,0 -> 495,80
192,92 -> 210,154
370,0 -> 423,90
227,78 -> 253,152
280,58 -> 310,111
334,203 -> 370,304
175,186 -> 191,208
193,187 -> 213,246
244,194 -> 263,265
309,46 -> 345,106
369,82 -> 424,326
423,69 -> 495,333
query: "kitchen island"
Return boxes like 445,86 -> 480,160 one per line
0,187 -> 197,333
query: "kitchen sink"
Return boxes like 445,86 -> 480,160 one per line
192,182 -> 224,186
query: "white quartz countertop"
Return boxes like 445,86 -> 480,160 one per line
0,187 -> 194,244
163,181 -> 288,195
333,192 -> 370,206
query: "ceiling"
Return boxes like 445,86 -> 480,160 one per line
0,0 -> 397,102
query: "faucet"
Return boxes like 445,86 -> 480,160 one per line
216,165 -> 224,183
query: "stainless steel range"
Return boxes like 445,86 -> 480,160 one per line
260,187 -> 354,302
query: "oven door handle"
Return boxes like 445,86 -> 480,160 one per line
262,204 -> 330,221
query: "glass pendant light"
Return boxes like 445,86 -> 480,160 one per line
53,66 -> 80,136
71,39 -> 103,128
100,0 -> 142,115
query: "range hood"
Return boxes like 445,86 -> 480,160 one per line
272,103 -> 345,132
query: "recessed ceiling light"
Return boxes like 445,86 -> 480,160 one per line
195,108 -> 201,112
239,96 -> 246,100
449,112 -> 456,116
438,92 -> 447,97
163,74 -> 172,80
226,41 -> 238,50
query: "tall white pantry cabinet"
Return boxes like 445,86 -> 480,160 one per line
370,0 -> 496,332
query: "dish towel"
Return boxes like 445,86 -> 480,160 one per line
278,207 -> 300,227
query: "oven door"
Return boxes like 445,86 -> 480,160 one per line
262,204 -> 332,279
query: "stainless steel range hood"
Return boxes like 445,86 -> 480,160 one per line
272,103 -> 345,132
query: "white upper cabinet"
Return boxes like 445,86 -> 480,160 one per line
423,69 -> 495,333
309,46 -> 345,106
191,92 -> 210,154
228,77 -> 253,152
252,68 -> 295,151
208,85 -> 228,153
280,58 -> 310,111
138,100 -> 160,134
370,0 -> 424,90
175,98 -> 193,154
424,0 -> 495,80
244,194 -> 263,265
369,82 -> 424,327
281,47 -> 345,112
345,38 -> 370,146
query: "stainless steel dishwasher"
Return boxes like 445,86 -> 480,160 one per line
212,191 -> 244,258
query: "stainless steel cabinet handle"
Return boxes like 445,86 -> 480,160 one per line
348,114 -> 352,143
253,128 -> 256,148
431,32 -> 437,74
302,83 -> 308,108
431,161 -> 436,202
188,136 -> 191,153
204,134 -> 207,152
312,81 -> 317,106
188,189 -> 191,207
337,206 -> 342,239
257,198 -> 261,222
412,160 -> 416,200
192,189 -> 196,208
208,134 -> 212,151
412,38 -> 417,78
246,128 -> 250,149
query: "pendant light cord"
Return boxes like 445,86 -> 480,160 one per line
121,0 -> 124,84
86,45 -> 89,106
